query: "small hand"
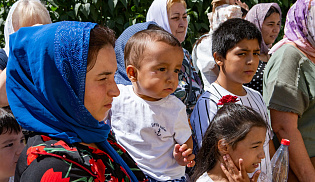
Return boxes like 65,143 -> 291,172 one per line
173,144 -> 195,167
220,154 -> 260,182
235,0 -> 249,11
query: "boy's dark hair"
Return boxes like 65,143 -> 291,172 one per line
265,6 -> 280,20
191,103 -> 268,182
87,25 -> 116,72
0,107 -> 21,135
212,18 -> 262,59
124,29 -> 182,69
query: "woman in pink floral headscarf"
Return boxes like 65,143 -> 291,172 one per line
263,0 -> 315,181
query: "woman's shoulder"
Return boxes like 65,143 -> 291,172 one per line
272,44 -> 307,61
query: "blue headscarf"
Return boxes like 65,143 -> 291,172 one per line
6,21 -> 138,182
114,21 -> 157,85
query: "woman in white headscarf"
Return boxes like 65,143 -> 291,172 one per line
0,0 -> 51,107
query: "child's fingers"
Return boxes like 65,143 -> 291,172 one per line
187,160 -> 195,168
239,158 -> 247,178
173,144 -> 181,153
181,148 -> 193,157
185,153 -> 195,161
250,170 -> 261,182
220,163 -> 235,182
178,143 -> 188,152
224,154 -> 238,175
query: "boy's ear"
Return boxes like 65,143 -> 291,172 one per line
126,65 -> 137,82
213,52 -> 223,67
218,139 -> 229,155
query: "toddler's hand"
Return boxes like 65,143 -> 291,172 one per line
221,154 -> 260,182
173,144 -> 195,167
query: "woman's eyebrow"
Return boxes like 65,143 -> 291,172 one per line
251,141 -> 263,145
98,69 -> 118,76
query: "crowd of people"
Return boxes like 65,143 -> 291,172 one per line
0,0 -> 314,181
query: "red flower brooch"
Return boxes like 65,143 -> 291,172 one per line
217,95 -> 239,105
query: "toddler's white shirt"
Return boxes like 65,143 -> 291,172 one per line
110,85 -> 192,181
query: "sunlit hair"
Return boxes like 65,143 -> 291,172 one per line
191,103 -> 268,182
87,25 -> 116,72
12,0 -> 51,32
265,6 -> 281,20
0,107 -> 21,135
212,18 -> 262,59
167,0 -> 187,13
124,29 -> 182,69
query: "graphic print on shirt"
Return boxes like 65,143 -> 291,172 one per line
151,122 -> 167,136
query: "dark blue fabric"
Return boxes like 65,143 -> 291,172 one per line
114,21 -> 157,85
6,21 -> 138,182
0,49 -> 8,70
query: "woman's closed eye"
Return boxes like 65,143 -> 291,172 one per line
99,77 -> 107,81
171,16 -> 180,20
174,69 -> 180,73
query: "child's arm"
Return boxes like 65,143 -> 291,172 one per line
173,136 -> 195,167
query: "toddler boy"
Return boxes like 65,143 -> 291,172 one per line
110,29 -> 194,181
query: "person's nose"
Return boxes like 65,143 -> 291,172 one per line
246,54 -> 253,65
179,18 -> 185,27
167,71 -> 177,84
258,148 -> 266,160
109,80 -> 120,98
273,25 -> 280,33
16,143 -> 25,156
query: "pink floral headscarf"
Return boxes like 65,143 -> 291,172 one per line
269,0 -> 315,59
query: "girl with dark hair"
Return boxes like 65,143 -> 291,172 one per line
192,103 -> 268,182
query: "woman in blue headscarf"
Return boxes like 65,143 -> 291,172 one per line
7,21 -> 146,182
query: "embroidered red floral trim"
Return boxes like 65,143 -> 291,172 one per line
41,135 -> 52,142
30,151 -> 98,178
89,159 -> 106,182
40,168 -> 70,182
88,146 -> 114,162
54,140 -> 77,152
108,140 -> 126,153
217,95 -> 239,105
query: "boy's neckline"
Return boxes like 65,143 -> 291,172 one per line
214,80 -> 247,96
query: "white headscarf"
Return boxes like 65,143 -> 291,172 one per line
208,4 -> 242,32
146,0 -> 172,34
4,0 -> 43,56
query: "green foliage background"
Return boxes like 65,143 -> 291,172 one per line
0,0 -> 296,52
